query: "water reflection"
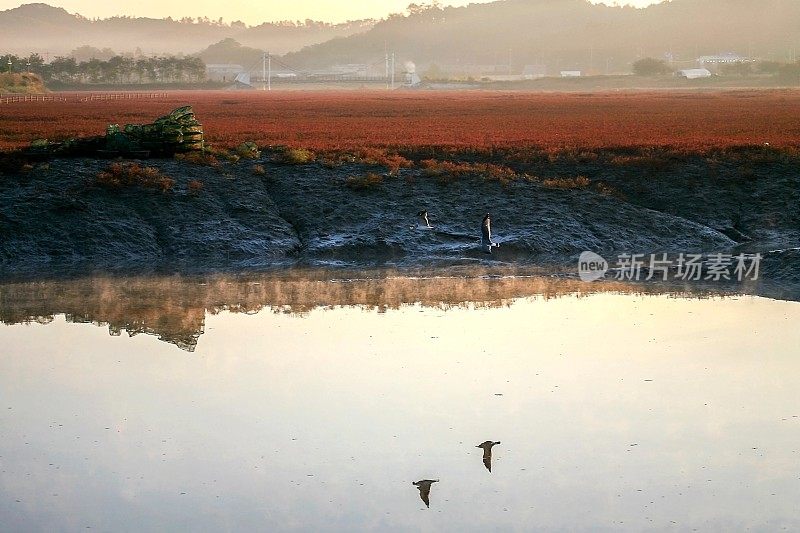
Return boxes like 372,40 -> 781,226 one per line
412,479 -> 439,508
0,268 -> 788,351
477,441 -> 501,473
1,274 -> 799,531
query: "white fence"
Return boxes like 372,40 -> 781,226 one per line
0,92 -> 169,104
78,92 -> 169,102
0,94 -> 67,104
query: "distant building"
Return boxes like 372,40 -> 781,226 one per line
480,74 -> 525,82
697,53 -> 750,65
696,53 -> 754,73
678,68 -> 712,79
523,64 -> 547,79
330,64 -> 368,77
560,70 -> 582,77
439,64 -> 514,77
206,64 -> 244,82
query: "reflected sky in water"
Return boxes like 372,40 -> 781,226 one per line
1,285 -> 799,531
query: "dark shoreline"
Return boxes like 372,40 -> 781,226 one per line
1,147 -> 798,290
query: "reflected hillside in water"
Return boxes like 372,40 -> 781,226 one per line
0,268 -> 789,351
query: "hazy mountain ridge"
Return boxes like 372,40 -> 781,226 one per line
0,3 -> 375,57
2,0 -> 799,72
282,0 -> 800,73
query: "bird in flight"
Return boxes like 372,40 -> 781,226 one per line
476,441 -> 501,472
412,479 -> 439,507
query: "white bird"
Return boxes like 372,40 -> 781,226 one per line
417,210 -> 433,229
481,213 -> 499,253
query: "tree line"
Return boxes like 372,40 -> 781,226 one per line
0,53 -> 207,85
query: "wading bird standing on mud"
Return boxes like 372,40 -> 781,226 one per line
482,213 -> 500,253
416,210 -> 433,229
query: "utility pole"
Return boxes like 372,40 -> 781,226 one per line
262,52 -> 267,90
267,52 -> 271,91
391,52 -> 395,89
385,53 -> 390,89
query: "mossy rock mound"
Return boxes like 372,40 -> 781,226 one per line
26,105 -> 205,157
122,106 -> 205,153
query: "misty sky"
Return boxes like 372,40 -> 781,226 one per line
1,0 -> 664,24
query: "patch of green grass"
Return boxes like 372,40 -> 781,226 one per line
541,175 -> 590,190
345,172 -> 384,190
420,159 -> 519,185
175,151 -> 220,167
279,148 -> 315,165
234,141 -> 261,159
94,162 -> 174,192
187,179 -> 204,194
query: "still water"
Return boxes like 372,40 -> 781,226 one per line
1,274 -> 799,531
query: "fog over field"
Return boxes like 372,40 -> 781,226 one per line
1,0 -> 798,72
0,1 -> 666,24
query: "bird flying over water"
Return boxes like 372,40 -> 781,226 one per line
412,479 -> 439,507
476,441 -> 501,472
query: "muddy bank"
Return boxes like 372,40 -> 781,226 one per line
0,149 -> 797,290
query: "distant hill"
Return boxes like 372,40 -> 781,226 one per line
197,39 -> 265,69
236,19 -> 375,55
0,3 -> 375,57
5,0 -> 799,74
281,0 -> 800,75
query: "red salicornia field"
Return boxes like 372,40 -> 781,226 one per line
1,90 -> 800,152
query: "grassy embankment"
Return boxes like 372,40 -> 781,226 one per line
0,72 -> 47,94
